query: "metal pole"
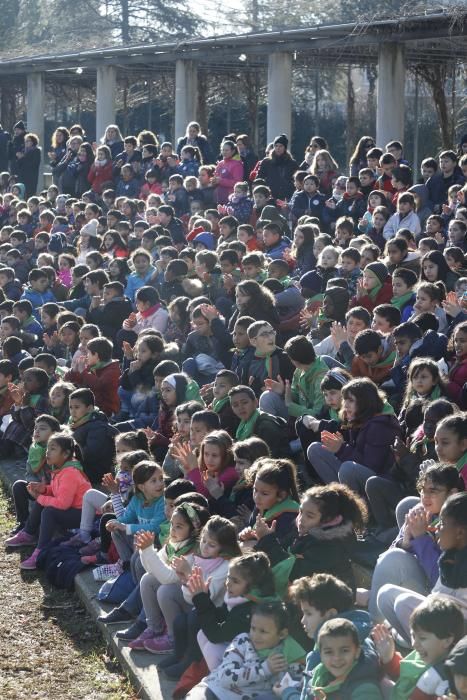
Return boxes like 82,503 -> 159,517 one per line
413,76 -> 419,173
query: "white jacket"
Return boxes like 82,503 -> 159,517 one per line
140,542 -> 194,585
383,210 -> 421,241
133,307 -> 169,335
182,557 -> 228,607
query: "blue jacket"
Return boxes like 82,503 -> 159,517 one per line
117,492 -> 166,535
291,190 -> 326,221
20,286 -> 56,311
264,236 -> 292,260
124,266 -> 157,303
115,177 -> 141,198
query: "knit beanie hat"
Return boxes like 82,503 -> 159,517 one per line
299,270 -> 322,295
80,219 -> 99,238
14,120 -> 25,131
193,232 -> 215,250
274,134 -> 288,149
365,261 -> 388,285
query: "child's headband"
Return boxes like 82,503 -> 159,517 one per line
328,370 -> 348,386
164,374 -> 177,389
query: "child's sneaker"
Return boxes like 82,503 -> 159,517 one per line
81,551 -> 108,566
5,530 -> 37,548
61,531 -> 91,547
143,633 -> 174,655
128,628 -> 156,650
79,538 -> 101,555
92,561 -> 123,581
20,547 -> 41,570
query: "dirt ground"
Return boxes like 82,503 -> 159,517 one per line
0,486 -> 138,700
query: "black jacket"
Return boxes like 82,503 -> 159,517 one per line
87,297 -> 133,343
258,153 -> 299,199
71,411 -> 118,484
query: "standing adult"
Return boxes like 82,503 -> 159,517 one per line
236,134 -> 258,181
349,135 -> 376,176
48,127 -> 70,186
299,136 -> 329,170
212,140 -> 244,205
55,134 -> 83,195
176,121 -> 213,165
257,134 -> 298,200
9,120 -> 26,176
0,123 -> 11,172
102,124 -> 124,161
15,132 -> 41,197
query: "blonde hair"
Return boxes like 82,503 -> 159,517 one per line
311,149 -> 338,174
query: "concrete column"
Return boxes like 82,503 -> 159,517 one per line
267,52 -> 292,145
96,65 -> 117,142
175,60 -> 198,142
376,43 -> 405,149
27,72 -> 45,192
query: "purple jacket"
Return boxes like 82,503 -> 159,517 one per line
336,414 -> 401,475
393,517 -> 441,588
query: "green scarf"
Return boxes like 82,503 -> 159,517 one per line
22,314 -> 37,329
28,442 -> 47,473
261,497 -> 300,524
186,379 -> 204,404
278,275 -> 292,287
68,410 -> 95,430
159,520 -> 170,546
329,407 -> 340,423
391,291 -> 414,310
28,393 -> 42,408
412,384 -> 441,402
52,458 -> 83,473
456,450 -> 467,474
89,360 -> 111,374
307,293 -> 324,305
165,538 -> 196,562
311,659 -> 359,697
368,280 -> 382,299
256,636 -> 306,664
211,396 -> 230,414
375,349 -> 396,368
236,409 -> 260,440
390,650 -> 427,700
254,348 -> 276,379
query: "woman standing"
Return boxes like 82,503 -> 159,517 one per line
257,134 -> 298,200
48,127 -> 69,186
212,140 -> 244,205
16,132 -> 41,197
176,121 -> 213,165
102,124 -> 124,160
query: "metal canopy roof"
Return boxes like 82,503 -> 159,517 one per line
0,9 -> 465,77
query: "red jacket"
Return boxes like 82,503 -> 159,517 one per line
350,276 -> 393,313
88,162 -> 114,194
66,360 -> 120,416
447,356 -> 467,406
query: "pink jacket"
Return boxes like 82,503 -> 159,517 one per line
186,464 -> 238,499
214,157 -> 244,204
37,464 -> 90,510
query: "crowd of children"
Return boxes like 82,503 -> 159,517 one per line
2,122 -> 467,699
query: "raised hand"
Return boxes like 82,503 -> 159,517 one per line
267,652 -> 288,674
170,442 -> 198,473
101,473 -> 118,494
186,565 -> 211,596
263,375 -> 285,396
133,530 -> 155,550
321,431 -> 344,454
255,515 -> 276,540
372,624 -> 395,665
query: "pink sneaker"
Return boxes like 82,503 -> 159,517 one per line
20,548 -> 41,570
128,628 -> 156,650
143,633 -> 174,655
5,530 -> 37,548
79,538 -> 101,556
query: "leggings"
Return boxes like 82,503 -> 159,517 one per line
12,480 -> 34,527
80,488 -> 107,534
139,574 -> 191,637
24,501 -> 82,548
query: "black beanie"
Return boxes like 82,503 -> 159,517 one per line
365,261 -> 388,285
274,134 -> 288,149
14,121 -> 25,131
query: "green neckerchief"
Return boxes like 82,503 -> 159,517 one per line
329,407 -> 340,423
391,650 -> 427,700
375,349 -> 396,368
261,497 -> 300,524
236,409 -> 260,440
165,537 -> 196,562
229,477 -> 246,502
306,293 -> 323,305
412,384 -> 441,402
186,378 -> 204,404
382,401 -> 395,415
272,556 -> 297,598
211,396 -> 230,414
391,291 -> 414,310
68,410 -> 95,430
22,314 -> 37,328
28,442 -> 47,473
89,359 -> 111,374
278,274 -> 292,287
159,520 -> 170,546
28,393 -> 42,408
52,458 -> 83,473
368,280 -> 382,299
256,636 -> 306,664
312,658 -> 359,697
456,450 -> 467,474
255,270 -> 268,283
254,347 -> 276,379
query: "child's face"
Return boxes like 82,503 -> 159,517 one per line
296,497 -> 322,536
359,173 -> 373,187
421,165 -> 436,180
33,420 -> 53,445
419,477 -> 451,516
391,276 -> 410,298
359,349 -> 381,368
346,182 -> 358,197
213,375 -> 231,400
220,259 -> 235,275
323,388 -> 342,411
362,269 -> 379,291
86,350 -> 99,367
367,156 -> 380,171
320,634 -> 360,678
133,255 -> 150,276
199,528 -> 222,558
180,256 -> 194,271
435,426 -> 467,465
371,313 -> 392,334
398,201 -> 412,216
346,316 -> 367,342
448,222 -> 465,244
243,263 -> 260,280
0,322 -> 14,339
262,229 -> 280,248
138,469 -> 164,501
454,329 -> 467,359
250,324 -> 276,355
226,565 -> 249,597
422,260 -> 438,283
300,602 -> 329,640
394,335 -> 412,358
340,256 -> 357,273
232,323 -> 250,350
135,340 -> 154,365
0,272 -> 9,288
303,179 -> 317,193
31,277 -> 49,292
203,443 -> 222,475
192,315 -> 210,335
411,626 -> 453,666
411,368 -> 435,396
253,478 -> 281,514
23,372 -> 40,394
161,381 -> 177,406
176,411 -> 191,438
381,161 -> 395,175
414,290 -> 435,313
320,249 -> 337,269
170,511 -> 191,542
336,227 -> 351,243
230,392 -> 256,422
387,244 -> 403,265
234,456 -> 251,477
49,385 -> 66,409
190,419 -> 208,447
253,193 -> 267,207
250,613 -> 285,652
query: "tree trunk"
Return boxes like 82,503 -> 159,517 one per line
346,66 -> 356,165
120,0 -> 130,43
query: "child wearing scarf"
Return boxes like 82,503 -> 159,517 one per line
65,337 -> 120,417
350,261 -> 393,313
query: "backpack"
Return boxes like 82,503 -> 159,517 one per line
36,540 -> 87,589
97,570 -> 135,605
